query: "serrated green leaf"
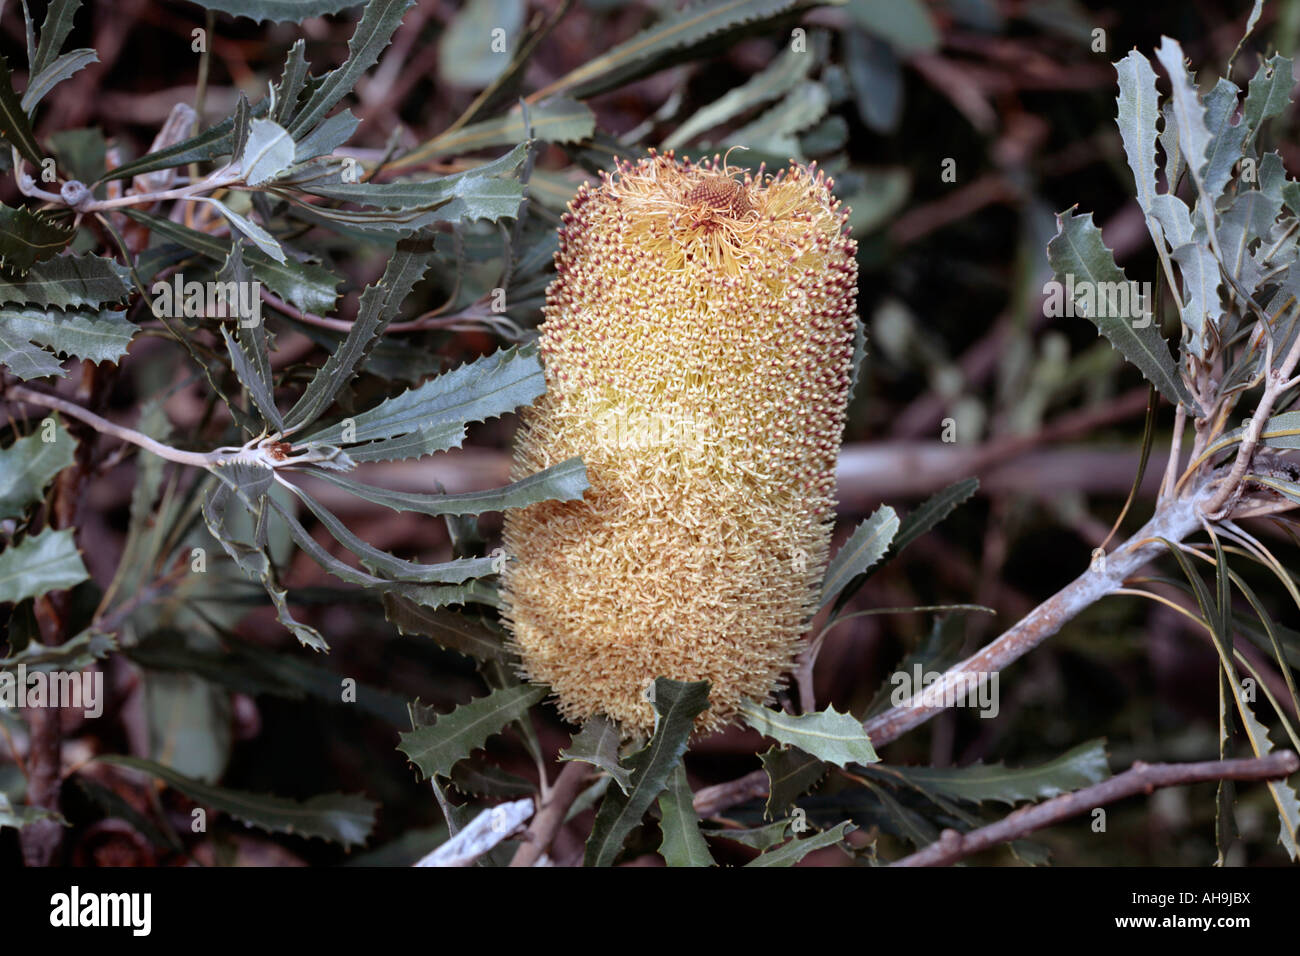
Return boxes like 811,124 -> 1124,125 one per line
0,418 -> 75,519
0,306 -> 138,364
1046,208 -> 1198,411
0,254 -> 131,309
125,210 -> 338,315
301,141 -> 527,211
1154,37 -> 1213,203
342,422 -> 465,463
31,0 -> 82,75
20,48 -> 96,112
380,593 -> 512,661
1243,54 -> 1294,140
891,477 -> 977,556
202,480 -> 328,651
0,325 -> 65,379
313,456 -> 588,517
0,528 -> 88,603
560,715 -> 632,794
761,745 -> 827,818
397,683 -> 548,780
584,678 -> 711,867
820,504 -> 898,609
99,755 -> 376,848
1201,78 -> 1247,203
701,819 -> 790,850
183,0 -> 364,23
283,232 -> 437,431
302,343 -> 545,445
288,0 -> 415,138
739,700 -> 878,768
1114,50 -> 1161,222
280,481 -> 494,583
0,54 -> 44,166
0,204 -> 75,276
657,761 -> 714,867
0,627 -> 114,673
744,820 -> 854,866
880,739 -> 1111,806
724,80 -> 829,157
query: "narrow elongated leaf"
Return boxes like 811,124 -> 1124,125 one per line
0,627 -> 113,673
744,820 -> 854,867
193,196 -> 286,263
1243,54 -> 1295,139
0,528 -> 88,603
100,755 -> 376,848
0,204 -> 75,277
32,0 -> 82,75
657,761 -> 714,867
879,739 -> 1111,806
584,679 -> 711,867
301,344 -> 545,445
281,481 -> 494,583
1114,50 -> 1161,220
0,254 -> 131,309
283,232 -> 437,431
1154,37 -> 1213,203
202,481 -> 328,651
20,48 -> 97,112
125,210 -> 338,315
397,683 -> 548,780
380,594 -> 512,662
1046,208 -> 1197,411
273,39 -> 311,125
560,715 -> 632,794
398,97 -> 592,167
543,0 -> 811,101
663,40 -> 813,149
313,456 -> 588,517
0,55 -> 45,166
0,418 -> 75,519
342,422 -> 465,463
184,0 -> 364,23
302,142 -> 527,209
739,700 -> 878,768
820,504 -> 898,609
892,478 -> 977,556
289,0 -> 415,138
0,306 -> 138,364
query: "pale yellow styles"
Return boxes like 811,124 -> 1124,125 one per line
502,151 -> 858,736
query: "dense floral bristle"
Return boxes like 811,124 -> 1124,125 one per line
500,152 -> 859,737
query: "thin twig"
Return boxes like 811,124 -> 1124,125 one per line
892,751 -> 1299,867
509,759 -> 592,867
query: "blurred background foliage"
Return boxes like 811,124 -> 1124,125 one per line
1,0 -> 1297,866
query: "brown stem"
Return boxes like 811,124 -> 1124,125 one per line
892,751 -> 1299,867
509,760 -> 593,867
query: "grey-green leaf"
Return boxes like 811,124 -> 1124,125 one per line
397,683 -> 548,780
0,528 -> 89,603
739,700 -> 879,768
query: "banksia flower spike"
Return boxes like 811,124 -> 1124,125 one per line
501,150 -> 858,737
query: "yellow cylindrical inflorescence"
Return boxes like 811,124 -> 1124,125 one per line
501,150 -> 859,737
